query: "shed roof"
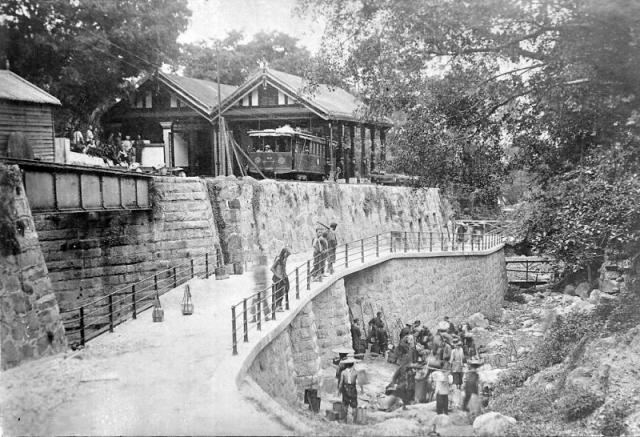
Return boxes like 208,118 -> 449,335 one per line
0,70 -> 62,105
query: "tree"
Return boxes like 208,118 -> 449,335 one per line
300,0 -> 640,272
1,0 -> 191,132
178,31 -> 314,86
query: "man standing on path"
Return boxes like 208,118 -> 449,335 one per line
325,222 -> 338,274
312,228 -> 327,281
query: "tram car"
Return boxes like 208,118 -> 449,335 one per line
246,126 -> 331,181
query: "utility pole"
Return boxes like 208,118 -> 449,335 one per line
216,43 -> 223,176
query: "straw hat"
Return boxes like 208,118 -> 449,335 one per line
332,347 -> 355,355
341,357 -> 356,364
437,321 -> 450,331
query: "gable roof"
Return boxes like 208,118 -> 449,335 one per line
0,70 -> 61,106
215,68 -> 390,126
158,72 -> 237,117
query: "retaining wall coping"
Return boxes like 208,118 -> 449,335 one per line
234,243 -> 505,387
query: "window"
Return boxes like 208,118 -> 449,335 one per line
260,85 -> 278,106
145,91 -> 152,108
170,94 -> 179,108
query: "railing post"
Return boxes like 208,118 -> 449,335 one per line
361,239 -> 364,263
243,298 -> 249,343
285,277 -> 290,310
108,294 -> 114,333
205,253 -> 209,279
345,243 -> 349,268
231,305 -> 238,355
271,284 -> 276,321
307,260 -> 311,290
191,259 -> 194,279
256,290 -> 262,331
462,233 -> 465,251
154,274 -> 158,292
173,267 -> 177,288
390,231 -> 393,253
440,232 -> 444,251
430,232 -> 433,252
131,285 -> 137,319
79,307 -> 85,347
418,232 -> 421,252
404,231 -> 408,252
295,267 -> 300,299
376,234 -> 379,257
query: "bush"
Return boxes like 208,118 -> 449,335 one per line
557,386 -> 604,421
491,384 -> 557,422
594,399 -> 632,437
505,285 -> 527,304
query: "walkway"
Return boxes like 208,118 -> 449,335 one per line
1,235 -> 500,435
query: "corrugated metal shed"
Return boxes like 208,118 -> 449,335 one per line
0,70 -> 61,106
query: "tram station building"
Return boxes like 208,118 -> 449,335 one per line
102,68 -> 391,178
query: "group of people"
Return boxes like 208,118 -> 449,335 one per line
311,222 -> 338,281
70,125 -> 141,167
385,316 -> 482,415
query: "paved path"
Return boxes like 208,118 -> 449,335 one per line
1,240 -> 496,435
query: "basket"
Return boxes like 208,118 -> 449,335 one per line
152,293 -> 164,322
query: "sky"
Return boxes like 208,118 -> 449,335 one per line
178,0 -> 326,53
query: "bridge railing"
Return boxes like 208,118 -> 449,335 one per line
230,230 -> 504,355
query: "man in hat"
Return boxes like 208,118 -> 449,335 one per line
368,312 -> 387,354
338,357 -> 359,423
450,339 -> 465,390
325,222 -> 338,274
431,367 -> 450,415
463,359 -> 483,412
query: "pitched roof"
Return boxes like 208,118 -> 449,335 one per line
0,70 -> 61,105
216,68 -> 390,126
159,72 -> 237,115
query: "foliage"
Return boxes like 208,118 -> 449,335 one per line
600,278 -> 640,334
178,31 -> 314,86
300,0 -> 640,267
505,285 -> 526,304
557,386 -> 604,422
490,384 -> 557,422
1,0 -> 191,131
493,310 -> 602,395
593,398 -> 632,437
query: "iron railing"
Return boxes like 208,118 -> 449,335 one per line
230,230 -> 505,355
60,252 -> 215,348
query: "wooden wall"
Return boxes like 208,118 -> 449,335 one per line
0,100 -> 55,161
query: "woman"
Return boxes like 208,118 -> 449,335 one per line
271,247 -> 290,311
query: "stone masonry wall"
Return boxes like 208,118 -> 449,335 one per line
246,250 -> 506,406
344,251 -> 507,336
1,165 -> 67,369
34,177 -> 220,314
206,176 -> 451,264
248,279 -> 350,406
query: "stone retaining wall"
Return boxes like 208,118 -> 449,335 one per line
246,249 -> 506,407
206,176 -> 451,264
248,279 -> 351,406
34,177 -> 220,313
1,165 -> 67,369
344,251 -> 507,336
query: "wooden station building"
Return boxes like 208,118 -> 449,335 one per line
0,70 -> 61,161
102,68 -> 391,178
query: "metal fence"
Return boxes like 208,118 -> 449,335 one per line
230,230 -> 505,355
60,253 -> 215,348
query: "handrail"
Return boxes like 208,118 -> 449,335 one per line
229,229 -> 504,355
60,252 -> 213,348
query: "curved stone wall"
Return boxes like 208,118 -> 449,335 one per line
245,247 -> 507,408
